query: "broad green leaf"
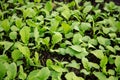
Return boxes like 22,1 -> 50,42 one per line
9,31 -> 17,40
20,26 -> 30,44
65,72 -> 84,80
80,69 -> 90,75
52,32 -> 62,44
82,57 -> 90,71
97,36 -> 111,46
62,22 -> 71,34
45,1 -> 52,12
50,19 -> 59,32
0,55 -> 8,62
108,69 -> 115,75
102,27 -> 110,34
34,0 -> 41,3
19,65 -> 27,80
107,76 -> 118,80
26,19 -> 37,27
46,59 -> 53,67
88,39 -> 98,46
93,72 -> 107,80
89,62 -> 100,69
83,5 -> 92,13
42,37 -> 50,47
1,19 -> 10,32
0,41 -> 13,54
61,8 -> 71,20
27,67 -> 50,80
12,49 -> 22,61
66,60 -> 80,69
115,56 -> 120,73
0,62 -> 7,79
66,47 -> 88,59
15,18 -> 23,28
100,56 -> 108,68
72,33 -> 82,45
80,22 -> 91,32
17,43 -> 30,59
51,65 -> 67,72
106,46 -> 116,53
95,0 -> 104,2
69,45 -> 82,52
91,50 -> 104,59
23,8 -> 36,19
51,71 -> 62,80
7,63 -> 17,79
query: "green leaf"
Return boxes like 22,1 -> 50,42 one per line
15,18 -> 23,28
66,60 -> 80,69
82,57 -> 90,71
0,41 -> 13,54
52,32 -> 62,44
65,72 -> 84,80
72,33 -> 82,45
0,62 -> 7,79
7,63 -> 17,79
19,65 -> 27,80
34,52 -> 40,66
91,50 -> 104,59
45,1 -> 53,12
107,76 -> 118,80
42,37 -> 50,47
27,67 -> 50,80
83,5 -> 92,13
50,19 -> 59,32
26,19 -> 37,27
69,45 -> 82,52
89,62 -> 100,69
0,55 -> 8,62
62,22 -> 71,34
34,27 -> 39,42
9,31 -> 17,40
46,59 -> 53,67
97,36 -> 111,46
1,19 -> 10,32
106,46 -> 116,53
80,22 -> 91,32
12,49 -> 22,61
23,8 -> 36,19
100,56 -> 108,68
115,56 -> 120,73
66,47 -> 88,59
17,43 -> 30,59
61,7 -> 71,20
20,26 -> 30,44
93,72 -> 107,80
51,65 -> 67,72
95,0 -> 104,2
51,71 -> 62,80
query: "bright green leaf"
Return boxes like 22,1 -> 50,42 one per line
20,26 -> 30,44
91,50 -> 104,59
52,32 -> 62,44
27,67 -> 50,80
1,19 -> 10,32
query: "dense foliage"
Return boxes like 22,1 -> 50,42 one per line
0,0 -> 120,80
